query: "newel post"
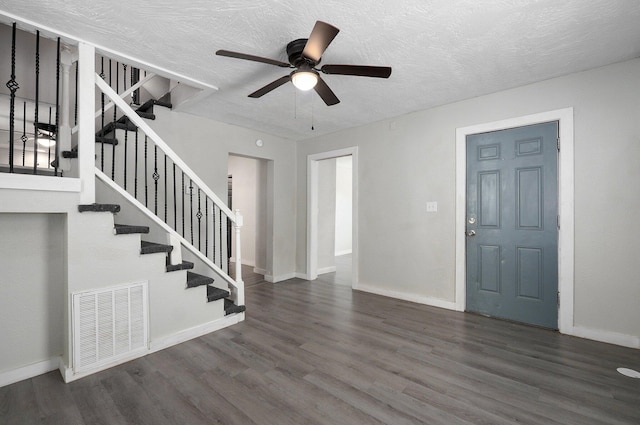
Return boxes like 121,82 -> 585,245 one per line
57,46 -> 75,171
234,209 -> 244,305
77,42 -> 95,203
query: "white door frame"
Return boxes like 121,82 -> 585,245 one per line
455,108 -> 574,334
307,147 -> 359,287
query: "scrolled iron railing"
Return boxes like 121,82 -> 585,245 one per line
94,74 -> 244,305
1,22 -> 64,176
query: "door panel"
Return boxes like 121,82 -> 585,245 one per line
466,122 -> 558,329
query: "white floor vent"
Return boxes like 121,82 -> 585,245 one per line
72,281 -> 148,373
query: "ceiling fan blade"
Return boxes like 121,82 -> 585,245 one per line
216,50 -> 291,68
248,75 -> 291,98
313,76 -> 340,106
321,64 -> 392,78
302,21 -> 339,62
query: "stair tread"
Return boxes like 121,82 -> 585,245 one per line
140,240 -> 173,254
62,150 -> 78,158
96,121 -> 137,137
166,261 -> 194,272
136,99 -> 173,113
186,271 -> 214,288
114,224 -> 149,235
95,136 -> 119,145
78,203 -> 120,213
207,285 -> 230,302
224,299 -> 246,315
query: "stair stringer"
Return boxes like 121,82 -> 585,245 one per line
63,205 -> 232,383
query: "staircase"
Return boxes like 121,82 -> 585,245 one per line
78,202 -> 245,315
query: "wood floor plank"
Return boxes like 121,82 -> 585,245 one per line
2,258 -> 639,424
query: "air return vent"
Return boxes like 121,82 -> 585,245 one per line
72,281 -> 148,373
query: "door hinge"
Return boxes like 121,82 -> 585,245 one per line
557,291 -> 560,308
557,137 -> 561,151
557,215 -> 560,230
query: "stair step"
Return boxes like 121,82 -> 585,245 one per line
96,121 -> 137,137
36,122 -> 57,135
136,98 -> 173,113
62,150 -> 78,158
95,136 -> 119,146
166,261 -> 194,272
207,286 -> 230,302
186,271 -> 214,288
140,240 -> 173,255
224,299 -> 246,315
114,224 -> 149,235
135,111 -> 156,120
78,203 -> 120,213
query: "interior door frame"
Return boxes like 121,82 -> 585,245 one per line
307,147 -> 359,288
455,108 -> 574,334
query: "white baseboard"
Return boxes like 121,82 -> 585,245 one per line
355,283 -> 458,311
0,357 -> 59,388
317,266 -> 337,275
253,267 -> 268,275
266,272 -> 298,283
60,313 -> 245,383
567,325 -> 640,349
150,313 -> 243,353
335,249 -> 352,256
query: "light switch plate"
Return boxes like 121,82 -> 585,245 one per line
427,201 -> 438,213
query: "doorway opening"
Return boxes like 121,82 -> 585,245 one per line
455,108 -> 574,333
307,147 -> 358,288
228,154 -> 273,287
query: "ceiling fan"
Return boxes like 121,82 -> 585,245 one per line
216,21 -> 392,106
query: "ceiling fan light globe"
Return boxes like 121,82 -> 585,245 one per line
292,71 -> 318,91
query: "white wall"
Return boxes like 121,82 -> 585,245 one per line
317,158 -> 336,273
147,107 -> 296,281
228,154 -> 268,270
334,156 -> 352,256
296,58 -> 640,344
0,213 -> 65,375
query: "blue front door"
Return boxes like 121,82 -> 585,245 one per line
466,122 -> 559,329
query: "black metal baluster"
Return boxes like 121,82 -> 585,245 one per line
144,135 -> 148,207
100,57 -> 105,171
227,216 -> 232,273
189,180 -> 194,244
110,60 -> 116,179
7,22 -> 19,173
33,31 -> 40,174
47,107 -> 52,168
197,189 -> 202,251
21,102 -> 26,166
212,204 -> 217,264
74,61 -> 78,126
164,155 -> 168,222
205,197 -> 209,258
53,37 -> 60,176
122,63 -> 127,93
134,130 -> 139,199
181,172 -> 185,237
219,208 -> 223,268
123,124 -> 128,190
131,67 -> 140,105
153,145 -> 159,215
173,164 -> 177,230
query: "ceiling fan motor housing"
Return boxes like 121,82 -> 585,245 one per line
287,38 -> 317,67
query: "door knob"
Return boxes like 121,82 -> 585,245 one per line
466,230 -> 476,237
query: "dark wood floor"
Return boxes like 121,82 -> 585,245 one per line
2,261 -> 640,424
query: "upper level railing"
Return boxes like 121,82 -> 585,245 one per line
1,22 -> 63,176
1,20 -> 244,305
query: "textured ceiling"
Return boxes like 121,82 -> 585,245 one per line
2,0 -> 640,140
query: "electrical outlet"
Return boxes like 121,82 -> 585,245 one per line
426,201 -> 438,213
